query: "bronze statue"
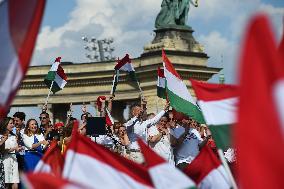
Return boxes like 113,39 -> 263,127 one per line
155,0 -> 198,29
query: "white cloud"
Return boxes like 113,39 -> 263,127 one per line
31,0 -> 284,85
198,31 -> 237,84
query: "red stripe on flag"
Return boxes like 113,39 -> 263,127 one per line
68,131 -> 154,187
114,54 -> 131,70
183,146 -> 221,185
57,65 -> 67,80
157,67 -> 165,78
190,79 -> 238,101
162,50 -> 182,79
237,14 -> 284,189
9,0 -> 46,73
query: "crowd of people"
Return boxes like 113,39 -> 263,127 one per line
0,95 -> 218,189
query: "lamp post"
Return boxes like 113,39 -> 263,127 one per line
82,36 -> 115,62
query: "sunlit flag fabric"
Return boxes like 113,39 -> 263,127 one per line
190,79 -> 238,150
22,173 -> 86,189
137,139 -> 196,189
44,57 -> 67,93
34,140 -> 64,177
114,54 -> 137,81
183,146 -> 232,189
0,0 -> 46,118
162,50 -> 204,123
63,129 -> 154,189
237,14 -> 284,189
157,67 -> 166,99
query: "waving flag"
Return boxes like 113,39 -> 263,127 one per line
44,57 -> 67,93
22,173 -> 86,189
34,140 -> 64,177
184,146 -> 232,189
162,50 -> 204,123
63,129 -> 154,189
237,14 -> 284,189
190,79 -> 238,150
114,54 -> 137,81
138,139 -> 196,189
157,67 -> 166,99
0,0 -> 46,118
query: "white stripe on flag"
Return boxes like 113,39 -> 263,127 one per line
157,77 -> 165,88
63,150 -> 152,189
274,79 -> 284,133
199,165 -> 231,188
34,160 -> 52,174
164,66 -> 195,104
120,63 -> 135,72
0,2 -> 22,105
54,73 -> 67,89
50,62 -> 59,71
198,97 -> 238,125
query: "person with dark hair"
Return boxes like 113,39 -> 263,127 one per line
0,118 -> 8,189
1,117 -> 21,189
13,112 -> 26,133
23,119 -> 49,172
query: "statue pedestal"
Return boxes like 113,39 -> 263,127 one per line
143,26 -> 205,54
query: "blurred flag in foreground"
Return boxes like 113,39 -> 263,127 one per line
237,14 -> 284,189
0,0 -> 46,118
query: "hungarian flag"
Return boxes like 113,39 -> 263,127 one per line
44,57 -> 67,93
237,14 -> 284,189
157,67 -> 166,99
63,129 -> 154,189
162,50 -> 204,123
0,0 -> 46,118
183,146 -> 232,189
22,173 -> 85,189
105,108 -> 114,126
190,79 -> 238,150
114,54 -> 137,82
34,140 -> 64,177
137,139 -> 196,189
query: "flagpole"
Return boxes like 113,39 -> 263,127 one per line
217,149 -> 238,189
44,80 -> 54,107
136,80 -> 144,100
110,70 -> 119,96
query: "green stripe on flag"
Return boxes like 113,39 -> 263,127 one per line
209,124 -> 231,151
167,88 -> 205,123
157,86 -> 166,99
44,71 -> 56,81
128,71 -> 137,82
44,79 -> 62,93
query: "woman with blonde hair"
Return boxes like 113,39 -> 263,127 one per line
23,119 -> 49,172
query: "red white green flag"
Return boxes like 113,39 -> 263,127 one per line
105,108 -> 114,126
157,67 -> 166,99
184,146 -> 232,188
114,54 -> 137,81
162,50 -> 204,123
0,0 -> 46,118
138,139 -> 196,189
190,79 -> 238,150
237,14 -> 284,189
63,128 -> 154,189
44,57 -> 67,93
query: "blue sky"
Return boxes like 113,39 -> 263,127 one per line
12,0 -> 284,121
32,0 -> 284,84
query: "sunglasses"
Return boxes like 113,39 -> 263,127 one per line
39,117 -> 47,120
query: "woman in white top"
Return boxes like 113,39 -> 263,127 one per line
148,115 -> 174,165
0,117 -> 21,189
23,119 -> 48,172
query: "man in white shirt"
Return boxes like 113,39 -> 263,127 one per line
171,118 -> 211,170
124,101 -> 169,163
